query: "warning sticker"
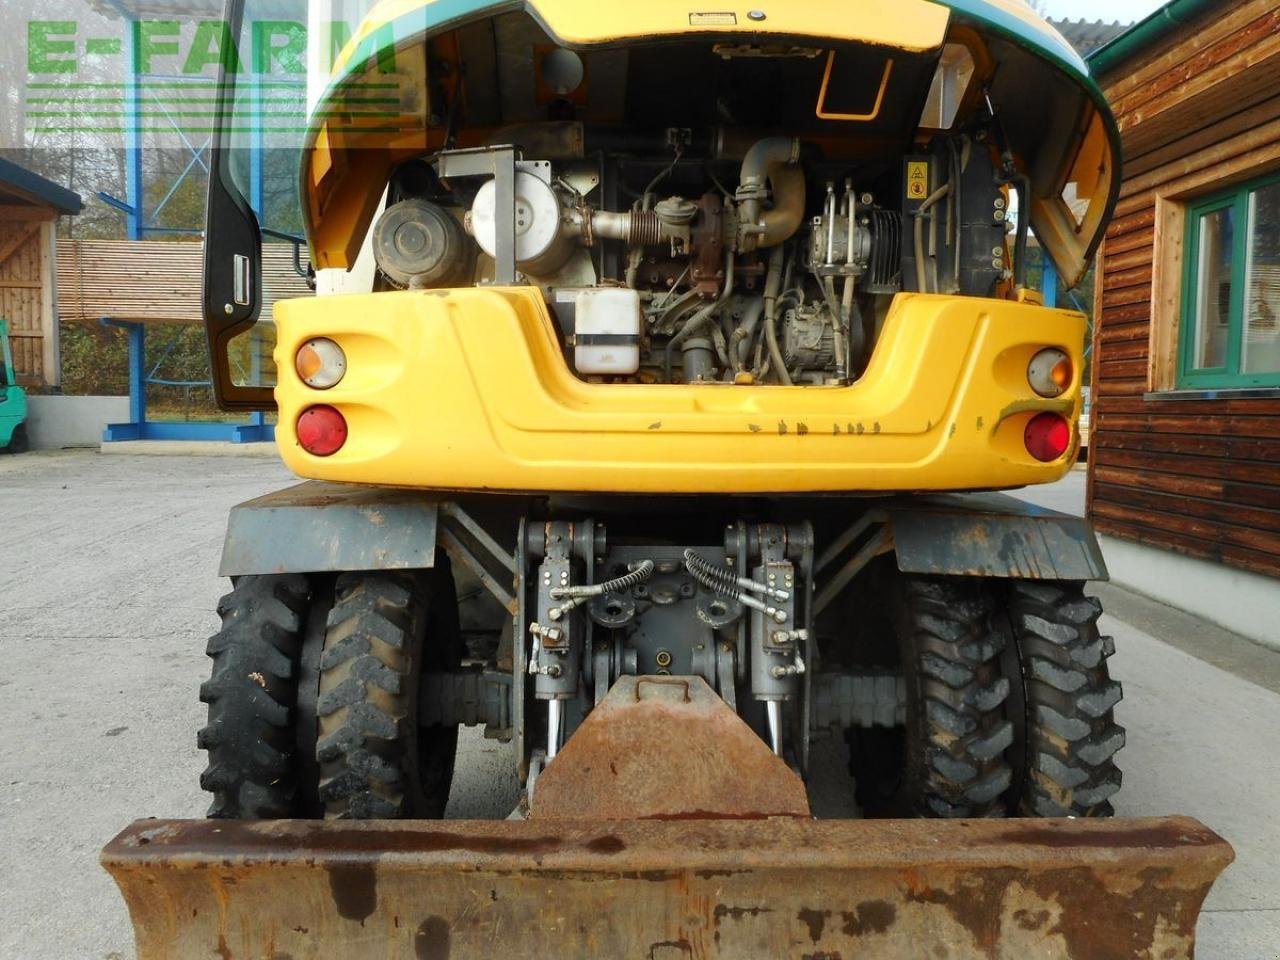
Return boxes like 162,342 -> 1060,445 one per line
689,11 -> 738,25
906,161 -> 930,201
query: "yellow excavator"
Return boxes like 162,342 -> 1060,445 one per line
104,1 -> 1233,956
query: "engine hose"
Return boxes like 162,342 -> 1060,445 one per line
664,250 -> 735,382
913,182 -> 952,293
820,274 -> 847,381
649,286 -> 700,331
756,292 -> 798,378
625,190 -> 657,288
764,305 -> 792,385
684,549 -> 791,604
627,210 -> 664,246
762,245 -> 793,385
729,297 -> 765,371
845,290 -> 866,373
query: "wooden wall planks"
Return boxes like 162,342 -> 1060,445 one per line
57,240 -> 312,326
1091,2 -> 1280,579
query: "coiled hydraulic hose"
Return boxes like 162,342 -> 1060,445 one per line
547,560 -> 655,619
683,549 -> 791,622
550,559 -> 655,600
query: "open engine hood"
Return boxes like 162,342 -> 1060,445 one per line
299,0 -> 1117,288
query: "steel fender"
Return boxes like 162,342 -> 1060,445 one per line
887,491 -> 1109,581
218,480 -> 439,576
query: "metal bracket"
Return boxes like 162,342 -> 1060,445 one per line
435,146 -> 519,283
437,502 -> 517,614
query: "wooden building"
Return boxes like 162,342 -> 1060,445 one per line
1087,0 -> 1280,582
0,159 -> 82,388
57,239 -> 312,326
54,238 -> 312,443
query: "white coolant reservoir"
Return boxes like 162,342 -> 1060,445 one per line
573,288 -> 642,376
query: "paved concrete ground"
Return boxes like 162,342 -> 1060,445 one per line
1,452 -> 1276,959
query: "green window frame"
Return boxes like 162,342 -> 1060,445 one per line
1179,170 -> 1280,389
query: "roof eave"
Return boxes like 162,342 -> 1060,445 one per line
1086,0 -> 1219,76
0,159 -> 84,216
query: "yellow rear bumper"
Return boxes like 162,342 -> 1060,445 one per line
273,288 -> 1083,494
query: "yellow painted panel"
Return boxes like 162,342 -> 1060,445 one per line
351,0 -> 950,57
530,0 -> 949,51
273,290 -> 1084,494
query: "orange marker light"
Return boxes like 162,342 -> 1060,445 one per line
1051,356 -> 1072,389
1027,348 -> 1072,398
295,338 -> 346,389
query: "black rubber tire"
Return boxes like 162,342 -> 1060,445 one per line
861,575 -> 1014,818
1006,581 -> 1125,816
292,575 -> 337,818
316,565 -> 461,819
7,423 -> 29,454
198,575 -> 311,818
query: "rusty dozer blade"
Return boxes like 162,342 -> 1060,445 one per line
105,816 -> 1232,959
103,678 -> 1233,959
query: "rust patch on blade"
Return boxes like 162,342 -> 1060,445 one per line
908,864 -> 1218,960
797,908 -> 829,943
906,867 -> 1021,952
585,835 -> 626,854
840,900 -> 896,936
997,822 -> 1223,849
328,861 -> 377,924
415,916 -> 450,960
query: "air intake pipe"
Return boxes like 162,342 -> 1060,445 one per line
736,137 -> 806,251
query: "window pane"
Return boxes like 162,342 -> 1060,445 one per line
1192,206 -> 1234,370
1243,181 -> 1280,376
228,324 -> 278,390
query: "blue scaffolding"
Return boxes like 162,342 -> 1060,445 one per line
96,0 -> 273,443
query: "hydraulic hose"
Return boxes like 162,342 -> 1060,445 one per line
683,549 -> 789,620
550,560 -> 655,600
547,560 -> 655,619
913,183 -> 952,293
761,245 -> 792,385
818,273 -> 847,381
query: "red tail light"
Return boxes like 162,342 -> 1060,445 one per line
297,405 -> 347,456
1024,412 -> 1070,462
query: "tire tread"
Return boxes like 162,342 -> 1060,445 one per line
900,577 -> 1014,817
198,575 -> 310,818
1009,581 -> 1125,817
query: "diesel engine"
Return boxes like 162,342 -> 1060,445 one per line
368,122 -> 1012,387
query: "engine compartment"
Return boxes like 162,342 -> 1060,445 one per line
360,23 -> 1026,387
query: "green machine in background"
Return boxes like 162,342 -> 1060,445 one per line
0,319 -> 29,454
